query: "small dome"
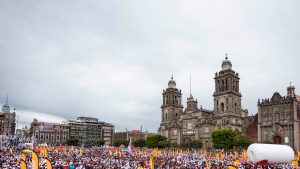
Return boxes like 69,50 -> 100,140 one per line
221,56 -> 232,71
168,75 -> 176,88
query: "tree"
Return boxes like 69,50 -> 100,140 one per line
179,140 -> 202,148
234,135 -> 252,148
133,139 -> 146,147
188,140 -> 203,149
67,139 -> 79,146
113,140 -> 129,147
146,134 -> 168,148
211,128 -> 237,150
179,142 -> 188,148
94,139 -> 105,146
260,140 -> 273,144
158,140 -> 170,148
170,142 -> 178,147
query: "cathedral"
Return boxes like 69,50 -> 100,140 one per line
158,57 -> 252,148
257,84 -> 300,150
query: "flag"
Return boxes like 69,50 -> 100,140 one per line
20,159 -> 27,169
80,147 -> 83,156
55,149 -> 59,155
21,153 -> 26,161
292,160 -> 298,169
150,155 -> 154,169
128,138 -> 133,154
227,165 -> 237,169
233,159 -> 239,167
32,151 -> 39,169
43,147 -> 47,158
45,158 -> 52,169
40,148 -> 45,157
205,160 -> 211,168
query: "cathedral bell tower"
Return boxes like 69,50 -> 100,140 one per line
161,76 -> 183,122
213,56 -> 242,116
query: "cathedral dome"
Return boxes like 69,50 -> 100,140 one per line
221,56 -> 232,71
168,75 -> 176,88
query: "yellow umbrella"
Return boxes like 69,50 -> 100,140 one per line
23,149 -> 32,153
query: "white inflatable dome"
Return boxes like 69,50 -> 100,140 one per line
247,143 -> 294,164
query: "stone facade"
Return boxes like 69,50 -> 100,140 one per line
30,119 -> 70,145
257,85 -> 300,150
0,98 -> 16,135
158,57 -> 252,148
114,130 -> 147,142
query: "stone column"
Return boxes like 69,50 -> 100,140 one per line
177,130 -> 181,144
257,106 -> 262,142
195,129 -> 199,140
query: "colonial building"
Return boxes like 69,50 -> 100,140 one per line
257,85 -> 300,149
67,116 -> 114,146
114,130 -> 152,142
0,97 -> 16,135
30,119 -> 70,145
158,57 -> 252,148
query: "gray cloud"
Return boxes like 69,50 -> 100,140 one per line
0,0 -> 299,132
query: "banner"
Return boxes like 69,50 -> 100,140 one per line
32,151 -> 39,169
45,158 -> 52,169
39,123 -> 55,132
20,159 -> 27,169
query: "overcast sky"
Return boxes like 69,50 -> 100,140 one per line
0,1 -> 299,132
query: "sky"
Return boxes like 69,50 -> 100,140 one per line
0,1 -> 299,132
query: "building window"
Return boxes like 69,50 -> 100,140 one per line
221,103 -> 224,112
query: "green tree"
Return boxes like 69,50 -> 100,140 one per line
179,140 -> 202,148
211,128 -> 237,150
94,139 -> 105,146
146,134 -> 168,148
179,142 -> 188,148
170,142 -> 178,147
113,140 -> 129,147
133,139 -> 146,147
234,134 -> 252,148
158,140 -> 170,148
66,139 -> 79,146
188,140 -> 203,148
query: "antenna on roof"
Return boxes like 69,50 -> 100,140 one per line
190,73 -> 192,97
5,94 -> 8,104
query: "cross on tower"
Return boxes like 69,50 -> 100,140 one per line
225,53 -> 228,60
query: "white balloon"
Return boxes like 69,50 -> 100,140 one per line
247,143 -> 294,163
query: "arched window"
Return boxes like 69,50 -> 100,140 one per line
221,103 -> 224,112
165,113 -> 168,120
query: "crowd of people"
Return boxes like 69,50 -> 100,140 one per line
0,146 -> 298,169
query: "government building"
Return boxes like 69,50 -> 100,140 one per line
0,97 -> 16,136
158,57 -> 253,148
